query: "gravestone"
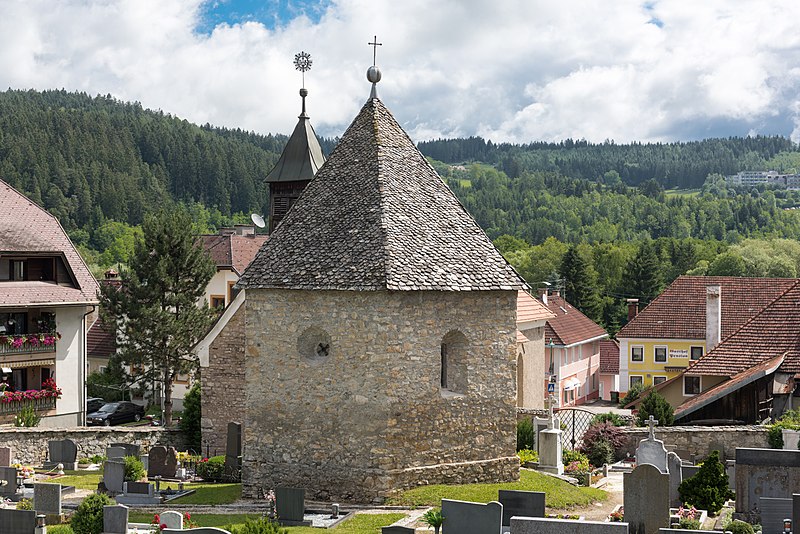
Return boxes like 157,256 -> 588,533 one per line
224,422 -> 242,481
148,445 -> 178,478
735,448 -> 800,513
533,416 -> 549,451
709,441 -> 725,461
0,508 -> 36,534
116,481 -> 161,505
275,487 -> 310,526
681,465 -> 699,480
110,442 -> 141,457
667,452 -> 683,507
106,446 -> 126,460
499,489 -> 545,526
624,463 -> 669,534
45,438 -> 78,470
0,466 -> 19,496
33,482 -> 61,515
141,453 -> 149,474
103,504 -> 129,534
441,499 -> 502,534
382,527 -> 415,534
635,416 -> 668,473
0,446 -> 12,467
538,394 -> 563,475
510,517 -> 628,534
760,497 -> 793,534
161,510 -> 184,530
103,460 -> 126,493
794,494 -> 800,532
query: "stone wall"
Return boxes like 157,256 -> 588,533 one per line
243,289 -> 519,503
620,425 -> 769,461
201,306 -> 246,456
0,427 -> 186,465
735,448 -> 800,513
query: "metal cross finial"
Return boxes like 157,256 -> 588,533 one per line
647,415 -> 658,439
368,35 -> 382,65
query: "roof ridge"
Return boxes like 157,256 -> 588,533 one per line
373,99 -> 391,288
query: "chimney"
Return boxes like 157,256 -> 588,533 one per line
626,298 -> 639,321
706,285 -> 722,350
218,227 -> 235,236
234,224 -> 256,236
538,288 -> 548,306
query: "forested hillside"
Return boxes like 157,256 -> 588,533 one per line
419,136 -> 796,188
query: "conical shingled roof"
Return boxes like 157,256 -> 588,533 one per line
265,107 -> 325,183
238,97 -> 526,291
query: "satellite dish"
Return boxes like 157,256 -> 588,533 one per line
251,213 -> 266,228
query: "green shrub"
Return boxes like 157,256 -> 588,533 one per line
636,390 -> 674,427
90,454 -> 106,464
227,518 -> 288,534
677,450 -> 733,514
591,412 -> 626,426
620,382 -> 646,407
180,381 -> 202,452
517,418 -> 534,451
585,438 -> 614,468
422,508 -> 444,532
679,518 -> 701,530
196,455 -> 226,481
71,493 -> 112,534
563,449 -> 591,472
14,403 -> 41,427
580,421 -> 628,461
123,455 -> 145,481
727,521 -> 755,534
517,449 -> 539,464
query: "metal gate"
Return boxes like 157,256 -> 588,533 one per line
554,407 -> 596,450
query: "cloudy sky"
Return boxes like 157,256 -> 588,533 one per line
3,0 -> 800,144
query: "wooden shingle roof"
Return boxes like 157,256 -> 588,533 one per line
238,97 -> 526,292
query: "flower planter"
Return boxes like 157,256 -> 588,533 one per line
606,504 -> 624,522
669,507 -> 708,526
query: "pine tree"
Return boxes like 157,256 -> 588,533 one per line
636,390 -> 674,427
625,241 -> 663,305
559,245 -> 602,322
100,208 -> 215,426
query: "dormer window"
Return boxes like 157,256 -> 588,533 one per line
11,260 -> 25,281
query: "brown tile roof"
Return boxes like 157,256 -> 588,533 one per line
687,280 -> 800,376
517,290 -> 556,325
616,276 -> 795,340
0,179 -> 99,307
199,233 -> 268,275
599,339 -> 620,373
87,319 -> 115,359
544,295 -> 608,347
238,97 -> 526,291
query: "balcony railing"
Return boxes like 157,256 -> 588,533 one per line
0,333 -> 59,355
0,395 -> 56,415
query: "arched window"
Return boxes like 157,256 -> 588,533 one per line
440,330 -> 469,395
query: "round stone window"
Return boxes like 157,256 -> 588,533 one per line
297,326 -> 332,361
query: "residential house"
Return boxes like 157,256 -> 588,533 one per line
0,179 -> 100,426
540,290 -> 608,406
516,290 -> 557,409
598,339 -> 620,401
616,276 -> 794,395
198,225 -> 268,309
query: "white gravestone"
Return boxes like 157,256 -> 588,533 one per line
636,416 -> 668,473
538,394 -> 563,475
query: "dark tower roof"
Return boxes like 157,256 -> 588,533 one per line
265,89 -> 326,183
239,96 -> 526,292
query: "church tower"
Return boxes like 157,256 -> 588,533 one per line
265,51 -> 325,233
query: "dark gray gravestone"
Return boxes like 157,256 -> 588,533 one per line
681,465 -> 700,480
224,422 -> 242,481
624,464 -> 669,534
499,489 -> 545,526
46,439 -> 77,469
33,482 -> 61,514
441,499 -> 502,534
511,517 -> 628,534
382,527 -> 415,534
103,460 -> 125,493
106,446 -> 126,460
760,497 -> 793,534
110,442 -> 140,457
276,487 -> 307,525
0,508 -> 36,534
125,481 -> 151,494
735,448 -> 800,513
0,466 -> 18,496
148,445 -> 178,478
794,494 -> 800,530
667,452 -> 683,507
103,504 -> 129,534
0,446 -> 12,467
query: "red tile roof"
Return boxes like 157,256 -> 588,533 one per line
517,290 -> 556,325
0,179 -> 99,307
544,294 -> 608,347
199,232 -> 268,275
599,339 -> 620,373
617,276 -> 794,340
687,280 -> 800,376
87,319 -> 115,359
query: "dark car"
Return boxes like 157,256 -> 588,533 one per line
86,397 -> 105,414
87,401 -> 145,426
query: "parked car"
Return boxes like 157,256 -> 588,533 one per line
86,397 -> 105,414
87,401 -> 145,426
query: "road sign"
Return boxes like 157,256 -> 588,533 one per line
547,382 -> 555,393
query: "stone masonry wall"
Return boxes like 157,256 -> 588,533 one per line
621,425 -> 769,461
243,289 -> 519,503
201,306 -> 246,457
0,427 -> 185,465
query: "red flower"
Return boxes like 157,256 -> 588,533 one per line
151,514 -> 160,524
160,524 -> 167,530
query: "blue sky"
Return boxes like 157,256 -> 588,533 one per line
2,1 -> 800,144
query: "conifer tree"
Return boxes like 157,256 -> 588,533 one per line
625,241 -> 663,305
560,245 -> 602,322
100,207 -> 215,426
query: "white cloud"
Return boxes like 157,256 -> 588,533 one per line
1,0 -> 800,144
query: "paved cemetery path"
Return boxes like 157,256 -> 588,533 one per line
549,470 -> 624,521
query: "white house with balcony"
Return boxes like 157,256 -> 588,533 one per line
0,179 -> 99,426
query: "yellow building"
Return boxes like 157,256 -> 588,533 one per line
617,276 -> 794,398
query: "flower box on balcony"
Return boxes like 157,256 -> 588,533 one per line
0,332 -> 60,355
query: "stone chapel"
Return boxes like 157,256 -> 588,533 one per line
232,64 -> 528,502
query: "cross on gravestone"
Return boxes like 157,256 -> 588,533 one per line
647,415 -> 658,439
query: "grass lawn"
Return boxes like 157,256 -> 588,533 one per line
665,188 -> 701,197
165,482 -> 242,504
386,469 -> 606,508
49,470 -> 103,490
